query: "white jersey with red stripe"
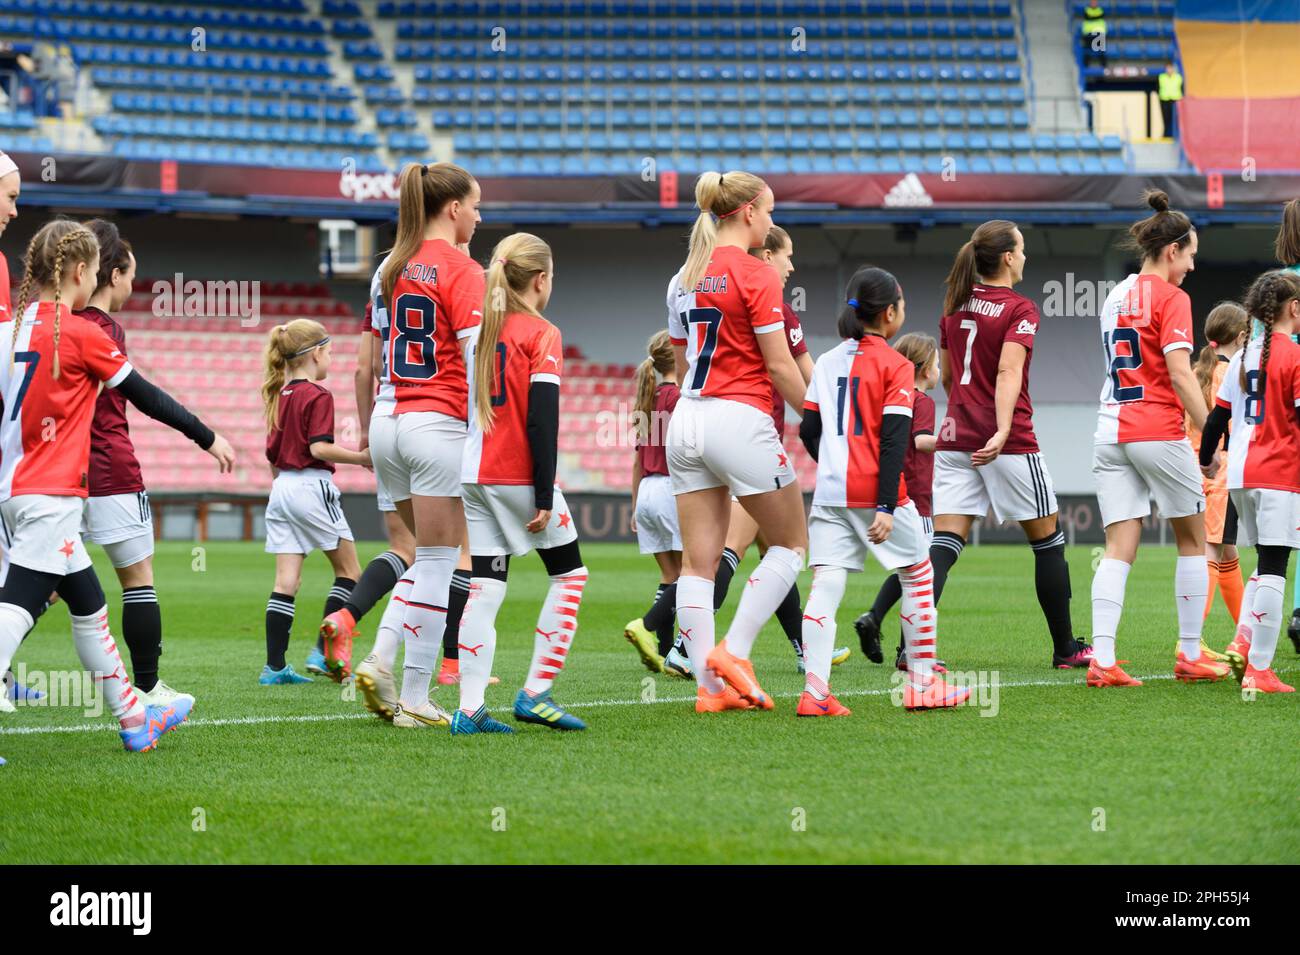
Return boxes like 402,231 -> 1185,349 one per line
1216,333 -> 1300,493
665,245 -> 786,417
368,258 -> 396,417
805,335 -> 914,510
0,302 -> 133,501
1095,273 -> 1195,444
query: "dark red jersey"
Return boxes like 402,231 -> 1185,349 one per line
903,389 -> 936,517
78,306 -> 145,497
636,381 -> 680,477
769,301 -> 808,435
267,379 -> 336,473
937,284 -> 1041,454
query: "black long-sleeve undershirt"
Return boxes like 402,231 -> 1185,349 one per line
799,406 -> 822,461
526,380 -> 559,511
114,370 -> 215,450
1199,406 -> 1230,467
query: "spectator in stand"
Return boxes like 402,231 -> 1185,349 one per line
1159,62 -> 1184,141
1082,2 -> 1107,69
31,34 -> 76,119
0,42 -> 34,111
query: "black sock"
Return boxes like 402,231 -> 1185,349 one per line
266,592 -> 295,670
870,573 -> 903,621
1030,528 -> 1075,655
121,586 -> 161,693
343,551 -> 407,622
644,583 -> 678,656
775,582 -> 804,657
713,547 -> 740,610
443,569 -> 472,661
928,532 -> 966,607
317,577 -> 355,651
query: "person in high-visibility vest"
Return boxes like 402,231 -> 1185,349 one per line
1159,62 -> 1183,139
1081,3 -> 1106,67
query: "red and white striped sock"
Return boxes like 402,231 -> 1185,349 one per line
524,566 -> 588,696
801,565 -> 846,699
372,568 -> 414,671
899,559 -> 938,689
72,606 -> 145,726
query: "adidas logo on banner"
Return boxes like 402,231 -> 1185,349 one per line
883,173 -> 933,208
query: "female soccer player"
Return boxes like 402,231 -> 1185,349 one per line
454,232 -> 587,734
260,318 -> 370,685
363,161 -> 482,728
929,219 -> 1092,669
666,170 -> 808,713
1200,269 -> 1300,693
623,329 -> 683,674
0,219 -> 229,751
1088,191 -> 1229,687
854,332 -> 947,672
799,268 -> 969,714
1271,200 -> 1300,653
78,219 -> 235,708
1188,303 -> 1247,632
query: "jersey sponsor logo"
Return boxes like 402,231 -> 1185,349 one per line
883,172 -> 933,208
1014,319 -> 1037,336
788,324 -> 804,347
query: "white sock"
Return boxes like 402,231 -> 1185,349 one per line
71,606 -> 145,725
0,603 -> 32,679
1235,574 -> 1260,647
372,569 -> 414,670
458,577 -> 506,713
801,565 -> 846,699
723,545 -> 803,659
900,559 -> 938,688
675,575 -> 722,693
524,566 -> 588,696
1090,557 -> 1131,668
1247,575 -> 1286,671
1175,555 -> 1209,659
397,545 -> 459,708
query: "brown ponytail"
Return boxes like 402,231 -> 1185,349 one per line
1275,198 -> 1300,267
381,161 -> 476,315
942,219 -> 1019,317
12,219 -> 99,380
1193,302 -> 1246,407
634,329 -> 674,441
1240,270 -> 1300,393
1122,190 -> 1194,264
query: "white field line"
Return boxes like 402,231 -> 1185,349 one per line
3,666 -> 1283,738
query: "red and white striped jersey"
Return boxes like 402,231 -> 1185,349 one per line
367,256 -> 396,417
462,312 -> 563,486
666,246 -> 785,416
1216,333 -> 1300,493
386,239 -> 483,420
0,301 -> 132,500
804,335 -> 914,509
1095,273 -> 1195,444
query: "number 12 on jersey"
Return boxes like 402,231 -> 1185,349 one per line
1103,326 -> 1144,403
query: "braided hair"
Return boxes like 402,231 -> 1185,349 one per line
1240,270 -> 1300,393
12,219 -> 99,380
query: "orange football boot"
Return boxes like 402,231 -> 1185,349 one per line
696,684 -> 755,713
903,675 -> 970,710
1241,665 -> 1296,695
1175,650 -> 1231,683
1087,659 -> 1143,687
797,691 -> 852,717
1223,632 -> 1251,682
437,658 -> 500,686
706,643 -> 774,710
319,609 -> 357,682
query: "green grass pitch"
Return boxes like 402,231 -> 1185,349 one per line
1,540 -> 1297,864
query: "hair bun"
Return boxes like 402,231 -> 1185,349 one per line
1144,189 -> 1170,213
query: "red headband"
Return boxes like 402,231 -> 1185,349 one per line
717,193 -> 762,219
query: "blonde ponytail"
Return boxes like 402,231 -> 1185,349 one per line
680,169 -> 768,293
263,318 -> 329,430
475,232 -> 553,432
381,161 -> 476,314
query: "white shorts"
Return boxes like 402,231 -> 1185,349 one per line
634,474 -> 681,554
1093,439 -> 1204,527
666,396 -> 796,497
1230,487 -> 1300,548
369,409 -> 397,512
808,501 -> 929,572
369,410 -> 465,502
933,450 -> 1058,524
463,483 -> 579,558
264,469 -> 354,555
0,494 -> 92,576
82,491 -> 155,568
